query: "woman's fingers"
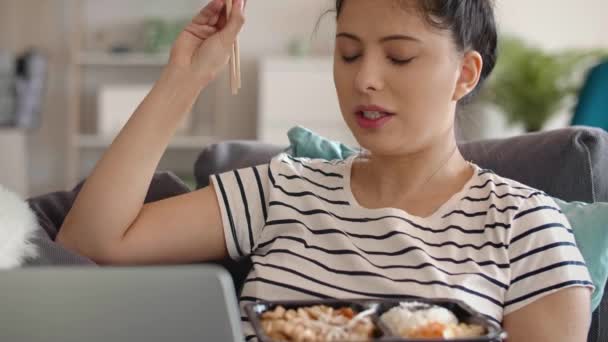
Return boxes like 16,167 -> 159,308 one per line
218,0 -> 245,47
192,0 -> 224,26
184,23 -> 218,41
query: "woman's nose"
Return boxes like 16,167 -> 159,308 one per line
354,57 -> 385,94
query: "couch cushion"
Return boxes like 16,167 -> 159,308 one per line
195,141 -> 284,188
459,126 -> 608,203
26,188 -> 95,266
25,172 -> 192,267
554,199 -> 608,311
195,127 -> 608,204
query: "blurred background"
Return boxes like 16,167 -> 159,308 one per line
0,0 -> 606,198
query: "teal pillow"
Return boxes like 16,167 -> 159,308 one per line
287,125 -> 608,312
287,126 -> 357,160
554,199 -> 608,311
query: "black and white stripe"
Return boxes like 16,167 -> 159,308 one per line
211,153 -> 593,338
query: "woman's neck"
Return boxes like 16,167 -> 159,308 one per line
352,134 -> 473,208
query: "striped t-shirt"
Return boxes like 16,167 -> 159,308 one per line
210,153 -> 593,339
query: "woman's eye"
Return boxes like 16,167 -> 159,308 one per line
341,55 -> 415,65
341,55 -> 361,63
389,57 -> 415,66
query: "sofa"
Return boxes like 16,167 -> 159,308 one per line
23,126 -> 608,342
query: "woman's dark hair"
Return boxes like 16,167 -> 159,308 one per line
335,0 -> 498,101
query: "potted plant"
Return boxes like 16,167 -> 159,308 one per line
482,37 -> 606,132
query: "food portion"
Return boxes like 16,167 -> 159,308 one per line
250,300 -> 498,341
379,302 -> 486,339
260,304 -> 376,341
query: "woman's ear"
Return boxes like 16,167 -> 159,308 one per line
453,51 -> 483,101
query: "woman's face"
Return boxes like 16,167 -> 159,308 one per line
333,0 -> 474,156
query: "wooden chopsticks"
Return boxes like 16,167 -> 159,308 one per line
226,0 -> 241,95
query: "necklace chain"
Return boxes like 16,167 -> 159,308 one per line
410,144 -> 459,198
358,144 -> 460,200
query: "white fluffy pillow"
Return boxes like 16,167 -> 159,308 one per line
0,185 -> 39,269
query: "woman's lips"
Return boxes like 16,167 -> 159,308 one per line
355,111 -> 394,129
354,105 -> 396,129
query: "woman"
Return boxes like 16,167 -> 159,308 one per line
57,0 -> 593,340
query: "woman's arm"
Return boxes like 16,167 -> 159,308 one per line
56,0 -> 246,264
503,287 -> 591,342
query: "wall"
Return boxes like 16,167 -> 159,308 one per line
496,0 -> 608,50
0,0 -> 606,195
0,0 -> 72,196
487,0 -> 608,138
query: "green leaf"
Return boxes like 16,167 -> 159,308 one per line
480,36 -> 608,131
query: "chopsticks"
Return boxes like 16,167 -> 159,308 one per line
226,0 -> 241,95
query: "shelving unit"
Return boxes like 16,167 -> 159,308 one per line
76,51 -> 170,67
65,0 -> 220,188
77,134 -> 216,149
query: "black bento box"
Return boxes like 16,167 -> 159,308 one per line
245,298 -> 507,342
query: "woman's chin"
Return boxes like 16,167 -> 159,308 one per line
355,139 -> 409,158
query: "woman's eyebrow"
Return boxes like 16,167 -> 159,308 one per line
336,32 -> 421,43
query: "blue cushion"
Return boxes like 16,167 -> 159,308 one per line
554,199 -> 608,311
287,126 -> 608,311
571,61 -> 608,130
287,126 -> 357,160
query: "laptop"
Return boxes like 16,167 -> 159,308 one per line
0,265 -> 244,342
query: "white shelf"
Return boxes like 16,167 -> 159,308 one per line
77,134 -> 216,149
65,1 -> 223,188
75,51 -> 170,66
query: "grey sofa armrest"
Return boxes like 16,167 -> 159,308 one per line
460,126 -> 608,203
25,172 -> 192,267
195,140 -> 285,189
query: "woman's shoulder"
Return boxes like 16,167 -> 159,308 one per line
269,152 -> 352,178
471,166 -> 559,210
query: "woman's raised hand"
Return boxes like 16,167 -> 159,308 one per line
169,0 -> 245,82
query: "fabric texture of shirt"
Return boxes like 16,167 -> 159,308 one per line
210,153 -> 594,340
